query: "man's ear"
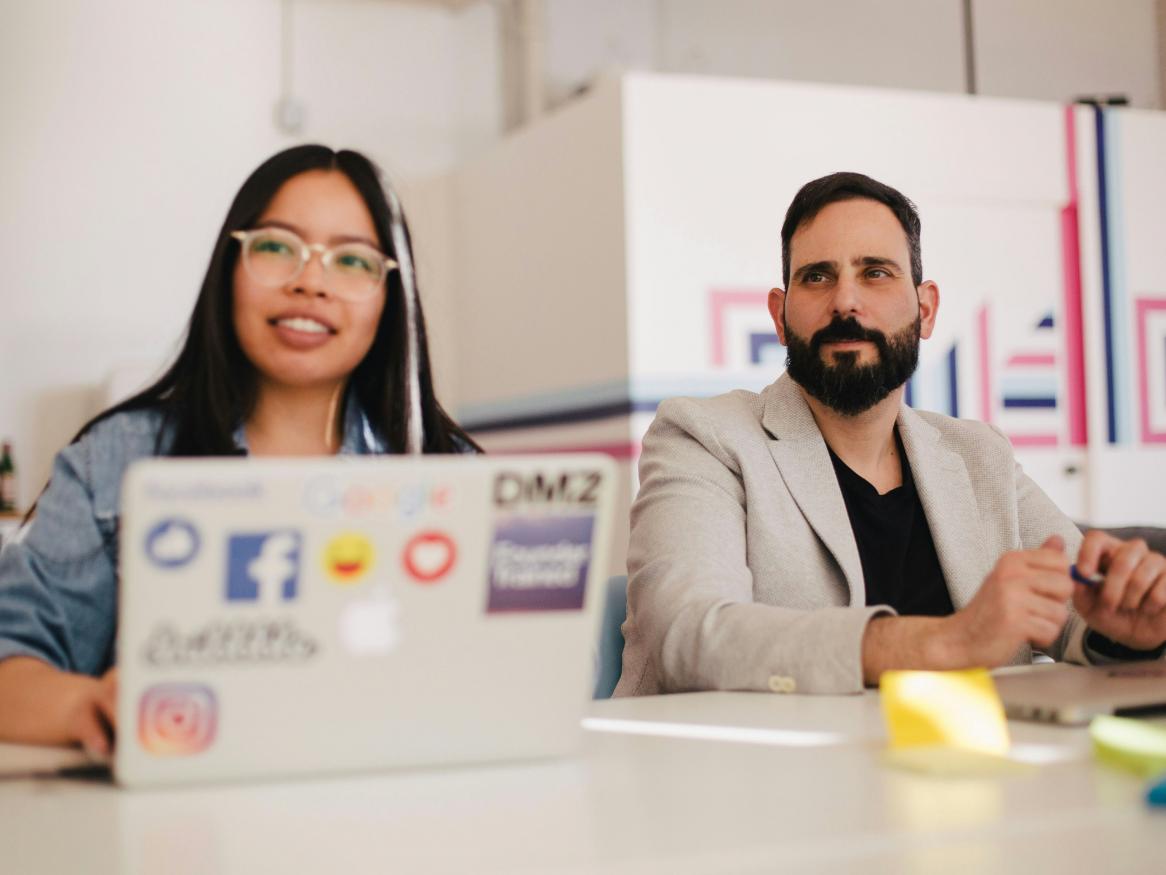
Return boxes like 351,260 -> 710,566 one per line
917,280 -> 939,340
769,288 -> 787,345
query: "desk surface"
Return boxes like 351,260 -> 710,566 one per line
2,692 -> 1162,874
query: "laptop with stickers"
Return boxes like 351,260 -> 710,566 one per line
114,454 -> 616,787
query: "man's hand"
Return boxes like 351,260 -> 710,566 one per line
1073,530 -> 1166,651
862,536 -> 1074,684
940,535 -> 1074,667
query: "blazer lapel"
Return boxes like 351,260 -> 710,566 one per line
760,376 -> 865,607
897,407 -> 992,610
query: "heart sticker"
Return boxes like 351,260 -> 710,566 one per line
402,530 -> 457,584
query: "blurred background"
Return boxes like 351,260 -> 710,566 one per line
2,0 -> 1164,563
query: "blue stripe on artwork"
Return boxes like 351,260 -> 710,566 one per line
749,333 -> 785,364
947,345 -> 959,419
1003,397 -> 1058,409
1105,110 -> 1131,444
1037,312 -> 1055,329
1096,106 -> 1119,443
905,377 -> 915,408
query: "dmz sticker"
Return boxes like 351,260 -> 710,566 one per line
226,531 -> 302,604
486,515 -> 594,612
144,518 -> 200,569
138,683 -> 218,755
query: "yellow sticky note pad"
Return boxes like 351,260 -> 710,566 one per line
880,668 -> 1011,757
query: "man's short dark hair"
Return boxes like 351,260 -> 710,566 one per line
780,172 -> 923,288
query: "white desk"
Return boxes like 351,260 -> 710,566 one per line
2,692 -> 1162,874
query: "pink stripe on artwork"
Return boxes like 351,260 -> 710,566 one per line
1008,434 -> 1060,448
1136,298 -> 1166,444
1006,353 -> 1057,368
709,289 -> 770,366
978,305 -> 991,422
1061,105 -> 1088,446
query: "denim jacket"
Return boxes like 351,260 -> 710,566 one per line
0,401 -> 431,675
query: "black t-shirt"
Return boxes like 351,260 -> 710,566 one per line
827,432 -> 954,617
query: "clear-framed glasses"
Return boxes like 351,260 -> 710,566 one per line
230,227 -> 397,300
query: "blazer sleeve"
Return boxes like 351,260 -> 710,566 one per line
622,399 -> 890,695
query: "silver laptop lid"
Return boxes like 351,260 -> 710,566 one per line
115,454 -> 616,786
993,661 -> 1166,725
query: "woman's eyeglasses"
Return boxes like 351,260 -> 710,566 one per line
231,228 -> 397,300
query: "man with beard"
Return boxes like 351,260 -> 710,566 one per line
614,172 -> 1166,696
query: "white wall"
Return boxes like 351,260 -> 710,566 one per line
443,84 -> 629,411
656,0 -> 967,93
975,0 -> 1162,107
0,0 -> 499,509
544,0 -> 1162,109
292,0 -> 501,179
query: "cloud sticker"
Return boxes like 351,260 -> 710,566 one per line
145,519 -> 201,569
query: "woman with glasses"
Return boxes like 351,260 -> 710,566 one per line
0,145 -> 477,755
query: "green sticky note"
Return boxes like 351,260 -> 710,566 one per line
1090,715 -> 1166,777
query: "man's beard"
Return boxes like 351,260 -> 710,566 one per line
783,313 -> 921,417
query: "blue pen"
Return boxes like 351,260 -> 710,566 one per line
1070,564 -> 1104,588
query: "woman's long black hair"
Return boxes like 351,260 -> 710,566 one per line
77,145 -> 478,455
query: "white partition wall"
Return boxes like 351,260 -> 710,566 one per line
416,80 -> 640,567
416,73 -> 1166,570
1077,105 -> 1166,525
619,75 -> 1085,521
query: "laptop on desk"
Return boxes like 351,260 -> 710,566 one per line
115,454 -> 615,787
993,661 -> 1166,725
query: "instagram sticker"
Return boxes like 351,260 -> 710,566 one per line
138,684 -> 218,755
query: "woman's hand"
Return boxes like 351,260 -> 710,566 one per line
0,657 -> 117,755
62,666 -> 118,757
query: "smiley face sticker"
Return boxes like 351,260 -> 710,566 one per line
402,530 -> 457,585
323,532 -> 376,584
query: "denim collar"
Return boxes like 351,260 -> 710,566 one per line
231,395 -> 387,455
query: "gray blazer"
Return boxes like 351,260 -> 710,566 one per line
614,373 -> 1089,697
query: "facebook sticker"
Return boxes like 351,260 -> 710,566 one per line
226,531 -> 302,604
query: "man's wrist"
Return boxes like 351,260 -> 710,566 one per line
862,614 -> 963,685
926,615 -> 967,670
